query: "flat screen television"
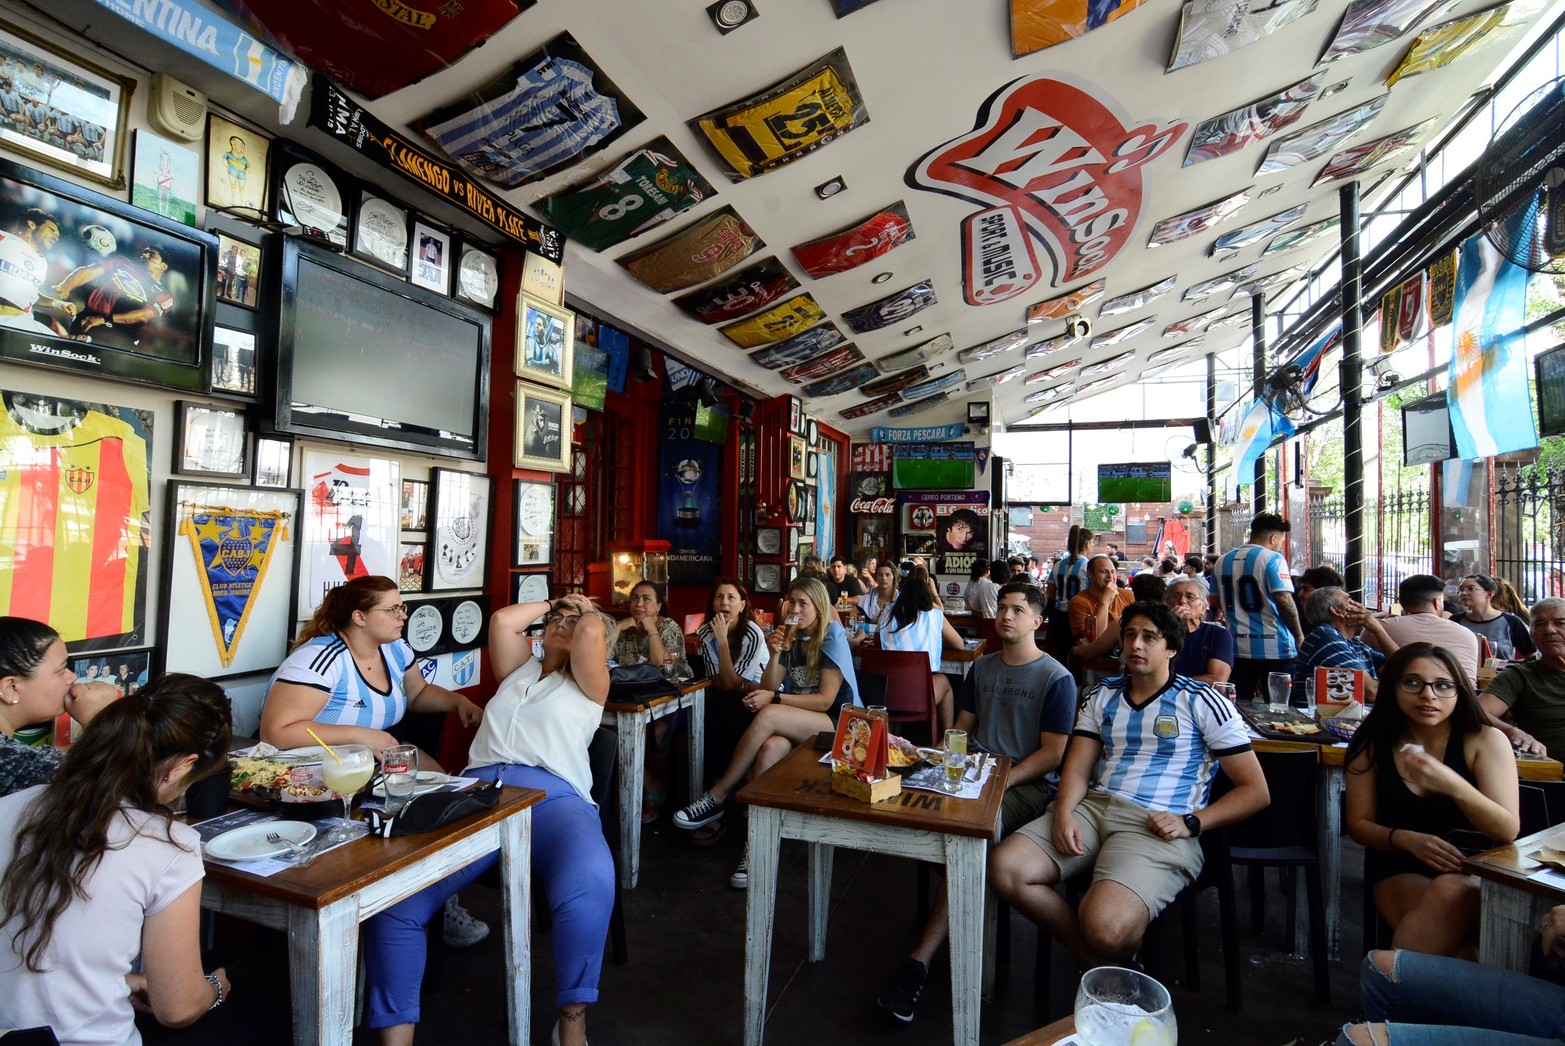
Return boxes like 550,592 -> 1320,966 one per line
1401,392 -> 1457,466
1537,343 -> 1565,439
275,239 -> 490,459
1097,462 -> 1171,503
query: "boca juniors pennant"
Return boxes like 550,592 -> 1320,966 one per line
182,505 -> 289,669
907,75 -> 1186,306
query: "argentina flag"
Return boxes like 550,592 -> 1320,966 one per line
1229,395 -> 1296,499
1447,207 -> 1537,459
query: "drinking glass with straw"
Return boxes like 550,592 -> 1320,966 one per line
309,728 -> 374,844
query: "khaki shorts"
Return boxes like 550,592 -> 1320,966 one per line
1000,777 -> 1055,837
1013,790 -> 1203,919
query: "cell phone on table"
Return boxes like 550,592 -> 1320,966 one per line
1446,829 -> 1491,857
813,730 -> 835,751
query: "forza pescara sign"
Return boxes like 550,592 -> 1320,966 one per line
907,74 -> 1186,306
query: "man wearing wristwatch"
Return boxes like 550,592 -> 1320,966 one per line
992,600 -> 1271,969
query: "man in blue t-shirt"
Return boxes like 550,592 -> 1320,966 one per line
877,582 -> 1076,1024
1166,576 -> 1235,684
1218,513 -> 1303,701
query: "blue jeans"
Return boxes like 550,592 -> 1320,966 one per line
362,764 -> 615,1028
1334,951 -> 1565,1045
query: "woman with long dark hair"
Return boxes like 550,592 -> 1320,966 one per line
1345,642 -> 1519,958
0,674 -> 234,1044
880,565 -> 966,732
693,579 -> 769,842
612,580 -> 688,823
0,617 -> 120,796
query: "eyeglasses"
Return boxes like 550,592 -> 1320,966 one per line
373,604 -> 409,617
1395,676 -> 1458,697
543,611 -> 581,629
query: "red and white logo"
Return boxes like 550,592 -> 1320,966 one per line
908,75 -> 1186,303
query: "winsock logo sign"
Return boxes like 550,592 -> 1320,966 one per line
908,75 -> 1186,305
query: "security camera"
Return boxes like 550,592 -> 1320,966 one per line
1063,314 -> 1092,341
1376,369 -> 1401,391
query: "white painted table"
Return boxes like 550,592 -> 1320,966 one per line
601,676 -> 708,889
737,743 -> 1008,1046
198,786 -> 539,1046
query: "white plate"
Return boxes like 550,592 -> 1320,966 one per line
205,821 -> 317,861
371,771 -> 451,799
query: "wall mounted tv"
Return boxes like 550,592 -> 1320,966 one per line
1097,462 -> 1171,503
274,239 -> 490,459
1401,392 -> 1457,466
1538,343 -> 1565,439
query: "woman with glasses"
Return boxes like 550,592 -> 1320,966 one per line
261,576 -> 489,950
362,595 -> 616,1046
1345,642 -> 1519,958
1451,574 -> 1536,660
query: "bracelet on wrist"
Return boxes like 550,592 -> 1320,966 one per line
1388,828 -> 1400,851
205,972 -> 225,1010
772,689 -> 782,705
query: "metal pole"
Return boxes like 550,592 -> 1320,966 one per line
1251,293 -> 1267,513
1206,351 -> 1219,555
1340,182 -> 1366,604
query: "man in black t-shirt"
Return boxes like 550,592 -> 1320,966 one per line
826,556 -> 866,605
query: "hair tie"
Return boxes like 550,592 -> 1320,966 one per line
139,689 -> 154,712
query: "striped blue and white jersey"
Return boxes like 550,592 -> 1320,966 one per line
426,58 -> 621,185
1050,555 -> 1091,612
1217,544 -> 1297,659
270,635 -> 416,730
1075,673 -> 1252,816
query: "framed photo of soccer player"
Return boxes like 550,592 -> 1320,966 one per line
0,156 -> 217,393
410,219 -> 452,294
513,382 -> 572,473
214,232 -> 261,309
516,293 -> 574,391
0,21 -> 133,189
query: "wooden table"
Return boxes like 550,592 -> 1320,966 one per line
601,675 -> 708,889
1465,823 -> 1565,972
941,637 -> 986,678
1252,736 -> 1562,961
198,784 -> 541,1046
1003,1016 -> 1076,1045
737,743 -> 1009,1046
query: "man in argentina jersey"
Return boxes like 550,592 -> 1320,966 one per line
991,601 -> 1269,968
1218,512 -> 1304,702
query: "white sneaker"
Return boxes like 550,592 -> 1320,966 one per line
730,844 -> 750,890
442,895 -> 490,947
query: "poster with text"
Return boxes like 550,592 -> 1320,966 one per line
299,450 -> 399,616
658,400 -> 720,587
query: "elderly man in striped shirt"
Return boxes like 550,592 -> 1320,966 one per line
990,601 -> 1270,967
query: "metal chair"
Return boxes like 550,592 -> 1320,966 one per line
857,647 -> 939,745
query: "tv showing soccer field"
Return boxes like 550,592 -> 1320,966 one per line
1097,462 -> 1172,503
1538,343 -> 1565,439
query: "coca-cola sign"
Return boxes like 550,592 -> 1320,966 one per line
850,495 -> 896,514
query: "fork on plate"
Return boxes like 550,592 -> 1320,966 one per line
265,831 -> 311,861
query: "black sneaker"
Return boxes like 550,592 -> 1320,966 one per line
878,958 -> 928,1022
673,791 -> 725,830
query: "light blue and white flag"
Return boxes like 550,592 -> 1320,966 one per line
1229,396 -> 1296,498
1447,214 -> 1536,459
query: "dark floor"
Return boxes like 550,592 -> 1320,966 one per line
363,812 -> 1370,1045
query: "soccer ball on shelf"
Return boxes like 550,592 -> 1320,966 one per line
79,224 -> 117,257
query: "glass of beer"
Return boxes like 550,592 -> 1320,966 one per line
942,728 -> 968,793
778,614 -> 801,652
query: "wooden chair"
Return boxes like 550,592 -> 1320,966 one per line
856,647 -> 938,745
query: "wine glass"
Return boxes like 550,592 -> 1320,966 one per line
1074,966 -> 1177,1046
320,743 -> 374,843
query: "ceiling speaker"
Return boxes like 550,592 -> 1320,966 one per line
147,74 -> 206,142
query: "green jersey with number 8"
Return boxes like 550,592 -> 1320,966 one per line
540,145 -> 710,251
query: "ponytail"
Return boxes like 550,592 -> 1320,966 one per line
295,576 -> 398,646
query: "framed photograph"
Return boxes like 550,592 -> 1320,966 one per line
756,526 -> 782,556
70,648 -> 151,696
787,525 -> 800,561
398,541 -> 427,593
252,436 -> 291,488
175,400 -> 247,478
158,482 -> 302,680
0,21 -> 132,188
209,325 -> 257,398
788,435 -> 807,480
753,562 -> 783,595
0,157 -> 217,392
516,293 -> 575,390
789,397 -> 803,434
513,479 -> 555,567
410,219 -> 452,294
513,383 -> 573,473
299,450 -> 400,615
131,130 -> 198,226
400,479 -> 429,532
428,468 -> 492,591
521,251 -> 563,304
205,114 -> 270,219
808,451 -> 819,479
513,571 -> 551,604
455,241 -> 500,311
215,231 -> 261,309
352,192 -> 410,274
270,142 -> 350,248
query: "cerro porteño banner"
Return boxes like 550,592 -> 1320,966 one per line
658,400 -> 720,587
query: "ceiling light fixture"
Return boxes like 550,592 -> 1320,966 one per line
813,176 -> 847,200
871,271 -> 893,284
904,325 -> 923,336
1321,80 -> 1351,98
707,0 -> 759,33
1259,184 -> 1283,197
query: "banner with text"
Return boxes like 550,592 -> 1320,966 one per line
658,400 -> 720,586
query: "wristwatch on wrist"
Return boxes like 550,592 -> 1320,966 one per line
1182,813 -> 1203,838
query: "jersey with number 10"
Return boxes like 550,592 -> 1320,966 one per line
1218,544 -> 1296,659
1050,554 -> 1090,612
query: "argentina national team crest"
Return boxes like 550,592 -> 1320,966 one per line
1153,714 -> 1179,740
181,504 -> 288,669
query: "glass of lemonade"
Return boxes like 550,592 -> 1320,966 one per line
321,743 -> 375,842
1074,966 -> 1177,1046
942,728 -> 968,793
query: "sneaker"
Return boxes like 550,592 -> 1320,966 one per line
442,895 -> 490,948
729,844 -> 750,890
878,958 -> 928,1022
673,791 -> 725,830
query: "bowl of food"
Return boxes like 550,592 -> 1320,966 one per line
1321,717 -> 1360,742
887,736 -> 923,775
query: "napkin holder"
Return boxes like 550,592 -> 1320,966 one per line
828,707 -> 901,803
831,771 -> 902,803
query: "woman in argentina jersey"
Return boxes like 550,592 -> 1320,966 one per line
260,575 -> 482,762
